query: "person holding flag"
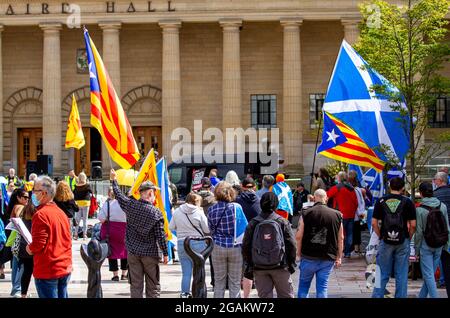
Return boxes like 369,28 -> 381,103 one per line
110,169 -> 168,298
207,181 -> 247,298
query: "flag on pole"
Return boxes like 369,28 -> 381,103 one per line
156,157 -> 175,244
65,94 -> 85,150
272,182 -> 294,216
363,168 -> 385,204
84,28 -> 140,169
232,203 -> 248,245
323,40 -> 409,163
130,149 -> 158,200
318,112 -> 385,172
348,164 -> 367,187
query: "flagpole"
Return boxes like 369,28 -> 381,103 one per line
309,111 -> 323,192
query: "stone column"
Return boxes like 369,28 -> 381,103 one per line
0,25 -> 3,173
341,18 -> 360,45
220,19 -> 242,132
40,23 -> 62,175
159,20 -> 181,161
281,18 -> 303,172
99,21 -> 121,171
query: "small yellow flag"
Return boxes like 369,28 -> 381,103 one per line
65,94 -> 85,150
130,149 -> 159,200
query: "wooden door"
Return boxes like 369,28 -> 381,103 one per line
133,127 -> 162,170
18,128 -> 43,178
75,127 -> 91,175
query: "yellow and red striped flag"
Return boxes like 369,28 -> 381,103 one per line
318,112 -> 385,172
83,28 -> 140,169
65,94 -> 85,150
130,148 -> 159,200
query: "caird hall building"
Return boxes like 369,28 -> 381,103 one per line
0,0 -> 449,178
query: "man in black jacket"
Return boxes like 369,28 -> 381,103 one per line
242,192 -> 296,298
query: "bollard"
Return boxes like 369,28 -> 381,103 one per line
184,236 -> 214,298
80,238 -> 109,298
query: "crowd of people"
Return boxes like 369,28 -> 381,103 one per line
0,165 -> 449,299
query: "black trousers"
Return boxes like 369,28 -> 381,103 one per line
108,258 -> 128,272
441,250 -> 450,298
19,257 -> 33,295
352,220 -> 362,246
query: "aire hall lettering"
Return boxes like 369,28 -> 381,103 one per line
2,1 -> 176,15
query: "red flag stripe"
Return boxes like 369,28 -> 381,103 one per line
325,148 -> 385,170
339,142 -> 378,157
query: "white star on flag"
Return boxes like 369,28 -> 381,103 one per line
326,129 -> 340,144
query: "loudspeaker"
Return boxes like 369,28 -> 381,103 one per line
37,155 -> 53,176
25,160 -> 38,180
91,161 -> 103,180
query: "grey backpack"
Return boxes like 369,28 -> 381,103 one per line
251,214 -> 286,269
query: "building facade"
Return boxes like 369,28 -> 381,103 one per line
0,0 -> 448,178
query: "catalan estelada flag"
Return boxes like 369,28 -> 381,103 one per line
65,94 -> 85,150
83,28 -> 140,169
318,112 -> 385,172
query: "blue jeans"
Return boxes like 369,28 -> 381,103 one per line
298,258 -> 335,298
418,242 -> 442,298
177,239 -> 206,294
10,256 -> 24,296
343,219 -> 354,256
372,239 -> 410,298
35,274 -> 71,298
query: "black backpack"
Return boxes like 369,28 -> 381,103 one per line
380,197 -> 407,245
422,204 -> 449,248
251,214 -> 286,269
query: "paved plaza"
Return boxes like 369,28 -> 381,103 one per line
0,218 -> 447,299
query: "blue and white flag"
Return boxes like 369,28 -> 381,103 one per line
272,182 -> 294,215
363,169 -> 385,204
348,164 -> 367,187
232,203 -> 248,245
387,161 -> 406,180
1,183 -> 9,215
156,157 -> 177,261
323,40 -> 410,163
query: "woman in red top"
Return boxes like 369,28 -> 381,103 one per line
26,176 -> 72,298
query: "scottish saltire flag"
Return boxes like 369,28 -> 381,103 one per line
84,28 -> 140,169
318,112 -> 385,172
272,182 -> 294,215
156,157 -> 176,260
348,164 -> 367,187
387,162 -> 406,180
363,169 -> 385,203
232,203 -> 248,245
323,40 -> 410,163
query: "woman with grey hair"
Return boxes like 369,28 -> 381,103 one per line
225,171 -> 242,196
73,172 -> 92,240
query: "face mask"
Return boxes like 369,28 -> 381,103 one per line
432,182 -> 437,191
31,193 -> 40,207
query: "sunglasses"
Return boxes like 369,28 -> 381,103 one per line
21,196 -> 30,200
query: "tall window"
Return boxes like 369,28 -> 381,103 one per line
429,97 -> 450,128
251,95 -> 277,129
310,93 -> 325,128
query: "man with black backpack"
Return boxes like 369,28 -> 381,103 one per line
371,177 -> 416,298
295,189 -> 344,298
241,192 -> 297,298
415,182 -> 450,298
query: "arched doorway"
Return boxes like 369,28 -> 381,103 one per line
61,86 -> 100,176
122,85 -> 162,169
3,87 -> 43,178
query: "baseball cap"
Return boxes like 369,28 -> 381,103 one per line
138,181 -> 159,192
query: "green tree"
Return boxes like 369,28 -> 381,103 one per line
355,0 -> 450,200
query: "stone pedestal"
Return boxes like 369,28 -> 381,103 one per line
342,18 -> 360,45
